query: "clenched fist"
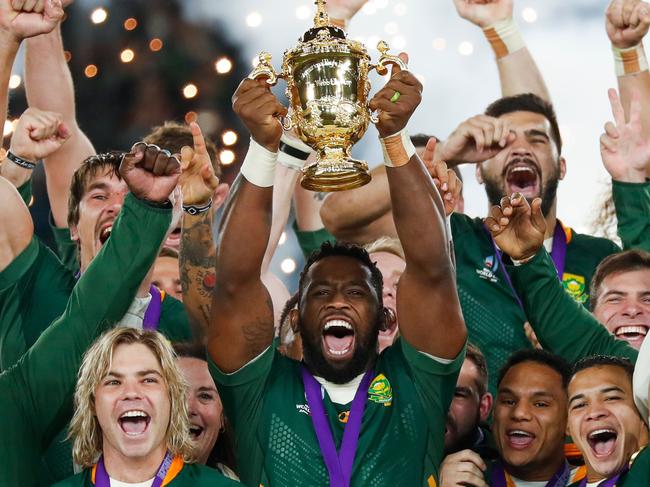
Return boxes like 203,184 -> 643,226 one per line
120,143 -> 181,204
606,0 -> 650,48
10,107 -> 70,162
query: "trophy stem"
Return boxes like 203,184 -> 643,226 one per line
301,146 -> 371,192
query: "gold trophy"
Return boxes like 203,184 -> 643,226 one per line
248,0 -> 407,191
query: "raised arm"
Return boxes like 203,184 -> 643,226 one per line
208,78 -> 287,373
25,23 -> 95,227
453,0 -> 551,101
600,87 -> 650,251
486,193 -> 638,363
0,0 -> 63,185
606,0 -> 650,178
0,176 -> 33,271
370,57 -> 466,358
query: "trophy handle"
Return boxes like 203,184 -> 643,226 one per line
248,51 -> 280,85
371,40 -> 408,76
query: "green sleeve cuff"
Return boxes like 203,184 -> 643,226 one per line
17,178 -> 33,207
208,340 -> 277,387
48,213 -> 79,274
293,223 -> 333,258
399,338 -> 466,376
612,179 -> 650,251
0,237 -> 38,290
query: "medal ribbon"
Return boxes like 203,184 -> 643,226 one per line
491,459 -> 571,487
301,367 -> 374,487
487,221 -> 567,311
143,285 -> 162,330
94,450 -> 174,487
576,467 -> 628,487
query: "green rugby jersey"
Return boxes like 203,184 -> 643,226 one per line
564,448 -> 649,487
210,338 -> 464,487
613,179 -> 650,252
450,213 -> 620,394
52,462 -> 241,486
294,223 -> 333,258
510,249 -> 638,365
0,194 -> 171,487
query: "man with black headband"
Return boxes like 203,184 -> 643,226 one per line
206,53 -> 466,486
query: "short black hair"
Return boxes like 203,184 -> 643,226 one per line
172,341 -> 205,360
485,93 -> 563,155
298,241 -> 384,306
572,355 -> 635,383
498,349 -> 571,389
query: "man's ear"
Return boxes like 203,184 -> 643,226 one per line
213,183 -> 230,209
381,307 -> 396,332
559,157 -> 567,180
70,224 -> 80,242
479,392 -> 493,422
289,308 -> 300,333
475,164 -> 484,184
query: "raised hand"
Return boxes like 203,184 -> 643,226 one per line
600,88 -> 650,182
369,53 -> 422,138
606,0 -> 650,48
439,449 -> 488,487
422,137 -> 463,216
453,0 -> 513,28
232,78 -> 287,152
437,114 -> 516,165
179,122 -> 220,206
0,0 -> 63,41
119,143 -> 181,204
9,107 -> 70,162
325,0 -> 367,23
484,193 -> 546,261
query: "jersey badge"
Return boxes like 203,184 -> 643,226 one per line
368,373 -> 393,406
476,255 -> 499,283
296,404 -> 311,416
561,273 -> 588,304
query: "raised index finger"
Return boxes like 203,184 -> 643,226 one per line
189,122 -> 208,157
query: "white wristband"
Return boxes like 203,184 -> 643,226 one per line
613,44 -> 649,77
240,138 -> 278,188
512,254 -> 535,266
278,133 -> 313,171
380,129 -> 416,168
483,18 -> 525,59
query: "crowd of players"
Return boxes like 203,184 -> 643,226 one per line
0,0 -> 649,485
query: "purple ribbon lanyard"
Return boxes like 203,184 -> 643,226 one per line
95,450 -> 174,487
143,285 -> 162,330
302,367 -> 373,487
487,221 -> 567,311
492,459 -> 570,487
577,467 -> 628,487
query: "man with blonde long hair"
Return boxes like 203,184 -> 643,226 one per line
55,327 -> 239,486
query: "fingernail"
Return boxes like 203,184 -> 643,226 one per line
442,183 -> 448,191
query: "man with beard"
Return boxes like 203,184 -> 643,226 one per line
206,53 -> 466,486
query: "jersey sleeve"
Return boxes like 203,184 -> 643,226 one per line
613,180 -> 650,252
159,294 -> 193,342
293,223 -> 333,258
208,343 -> 277,486
9,193 -> 172,445
510,249 -> 638,364
49,214 -> 80,275
16,178 -> 33,207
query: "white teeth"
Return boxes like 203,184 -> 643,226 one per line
324,320 -> 353,331
328,347 -> 351,356
511,166 -> 535,173
589,429 -> 616,439
509,430 -> 533,437
615,326 -> 648,337
120,410 -> 148,419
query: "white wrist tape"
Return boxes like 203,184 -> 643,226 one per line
483,18 -> 525,59
512,254 -> 535,266
380,129 -> 416,168
240,138 -> 278,188
278,133 -> 313,171
613,44 -> 649,76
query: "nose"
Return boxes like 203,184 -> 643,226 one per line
509,143 -> 533,159
585,404 -> 609,422
120,379 -> 143,400
621,301 -> 643,319
187,394 -> 198,417
326,289 -> 351,310
105,191 -> 126,216
511,401 -> 532,422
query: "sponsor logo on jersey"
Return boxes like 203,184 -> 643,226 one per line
368,373 -> 393,406
296,404 -> 311,416
476,254 -> 499,283
562,273 -> 588,304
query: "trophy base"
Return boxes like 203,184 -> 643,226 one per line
301,152 -> 371,192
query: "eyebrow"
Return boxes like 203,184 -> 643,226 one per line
498,387 -> 554,398
198,386 -> 218,393
525,129 -> 550,140
569,386 -> 627,405
105,369 -> 163,379
86,181 -> 110,193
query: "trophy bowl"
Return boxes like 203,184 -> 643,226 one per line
248,0 -> 406,192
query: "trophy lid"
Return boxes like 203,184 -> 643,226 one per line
300,0 -> 346,42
